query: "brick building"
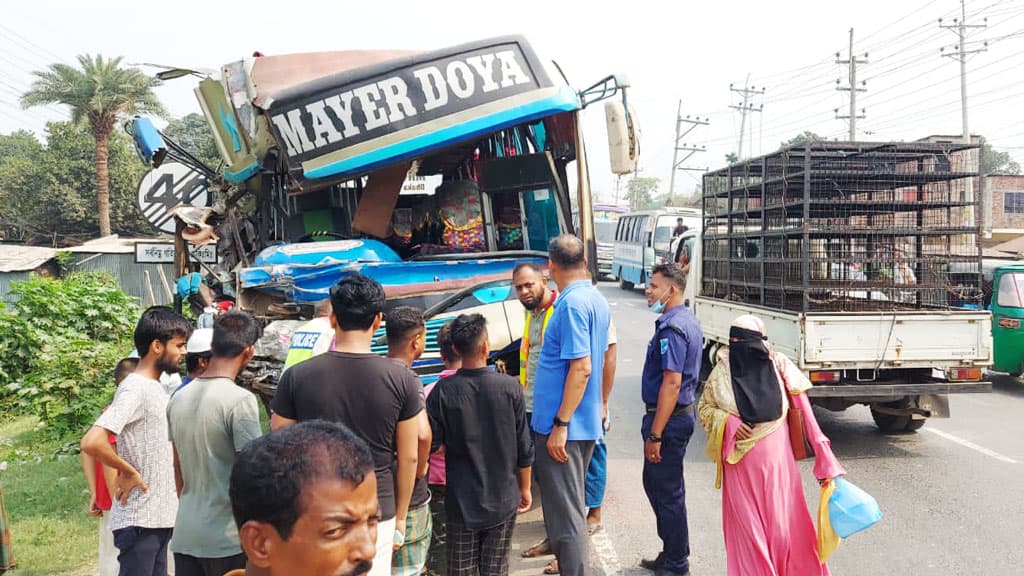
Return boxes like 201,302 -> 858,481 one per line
985,175 -> 1024,244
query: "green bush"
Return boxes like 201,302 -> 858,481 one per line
0,304 -> 38,387
8,271 -> 137,341
1,272 -> 139,439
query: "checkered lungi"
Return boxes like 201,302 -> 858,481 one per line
392,499 -> 432,576
446,514 -> 516,576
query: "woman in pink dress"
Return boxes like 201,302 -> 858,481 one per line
698,315 -> 845,576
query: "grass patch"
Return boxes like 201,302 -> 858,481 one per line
0,415 -> 97,575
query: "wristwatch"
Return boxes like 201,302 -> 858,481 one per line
553,416 -> 570,427
646,433 -> 663,443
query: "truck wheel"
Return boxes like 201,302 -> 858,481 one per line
871,398 -> 927,433
620,278 -> 634,290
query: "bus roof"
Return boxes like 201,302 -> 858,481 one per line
208,36 -> 581,192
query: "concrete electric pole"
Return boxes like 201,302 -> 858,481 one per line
667,100 -> 709,205
835,28 -> 868,141
940,0 -> 987,146
730,75 -> 764,160
941,0 -> 987,206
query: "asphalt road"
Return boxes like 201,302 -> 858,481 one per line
507,282 -> 1024,576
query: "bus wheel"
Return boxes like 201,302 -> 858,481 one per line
620,278 -> 634,290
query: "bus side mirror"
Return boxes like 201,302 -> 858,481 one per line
605,99 -> 639,175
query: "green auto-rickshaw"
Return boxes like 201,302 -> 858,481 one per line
990,264 -> 1024,376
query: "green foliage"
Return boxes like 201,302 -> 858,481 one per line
1,272 -> 138,439
980,138 -> 1022,176
0,415 -> 101,574
781,131 -> 825,148
0,121 -> 151,242
0,305 -> 38,388
626,176 -> 661,210
21,53 -> 165,237
163,112 -> 221,169
9,272 -> 137,341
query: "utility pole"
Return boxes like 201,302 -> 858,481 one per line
941,0 -> 987,206
835,28 -> 868,141
667,99 -> 709,205
940,0 -> 987,145
730,74 -> 764,160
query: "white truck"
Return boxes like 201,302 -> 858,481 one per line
678,141 -> 993,432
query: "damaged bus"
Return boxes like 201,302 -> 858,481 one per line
135,35 -> 638,393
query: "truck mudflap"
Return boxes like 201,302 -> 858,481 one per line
806,380 -> 992,398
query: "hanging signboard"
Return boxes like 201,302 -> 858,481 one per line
135,242 -> 218,264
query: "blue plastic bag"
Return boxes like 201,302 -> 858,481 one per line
828,477 -> 882,538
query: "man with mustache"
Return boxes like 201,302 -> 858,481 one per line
81,306 -> 192,576
225,421 -> 379,576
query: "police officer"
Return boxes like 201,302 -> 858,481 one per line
638,263 -> 703,576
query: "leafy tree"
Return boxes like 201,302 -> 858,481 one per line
163,113 -> 221,169
21,54 -> 165,237
725,152 -> 738,164
0,122 -> 151,243
979,137 -> 1021,175
626,176 -> 660,210
781,131 -> 825,148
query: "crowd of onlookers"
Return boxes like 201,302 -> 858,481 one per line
28,232 -> 845,576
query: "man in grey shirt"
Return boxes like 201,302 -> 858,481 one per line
81,306 -> 191,576
167,312 -> 263,576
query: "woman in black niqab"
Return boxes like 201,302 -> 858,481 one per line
728,324 -> 784,426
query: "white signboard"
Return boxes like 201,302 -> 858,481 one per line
137,162 -> 210,233
135,242 -> 217,264
400,174 -> 443,195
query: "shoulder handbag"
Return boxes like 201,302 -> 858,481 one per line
787,393 -> 816,460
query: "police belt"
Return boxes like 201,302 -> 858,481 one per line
644,403 -> 694,416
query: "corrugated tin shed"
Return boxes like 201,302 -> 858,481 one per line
0,245 -> 56,273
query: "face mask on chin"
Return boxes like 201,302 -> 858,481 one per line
648,287 -> 670,313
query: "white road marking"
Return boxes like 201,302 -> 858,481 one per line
924,428 -> 1018,464
591,526 -> 623,576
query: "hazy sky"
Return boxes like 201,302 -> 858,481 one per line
3,0 -> 1023,202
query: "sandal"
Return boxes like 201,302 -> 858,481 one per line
521,539 -> 552,558
544,560 -> 560,575
587,523 -> 603,536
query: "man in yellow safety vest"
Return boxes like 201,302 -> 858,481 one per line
513,262 -> 557,425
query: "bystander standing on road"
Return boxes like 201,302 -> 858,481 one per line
80,357 -> 138,576
270,274 -> 422,576
586,318 -> 617,534
384,306 -> 434,576
167,312 -> 263,576
281,299 -> 334,373
698,314 -> 845,575
179,328 -> 212,388
638,264 -> 703,576
531,235 -> 610,576
81,306 -> 191,576
423,321 -> 460,576
226,420 -> 379,576
427,313 -> 533,576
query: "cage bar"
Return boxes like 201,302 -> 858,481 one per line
701,141 -> 984,313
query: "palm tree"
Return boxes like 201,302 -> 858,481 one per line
22,54 -> 165,237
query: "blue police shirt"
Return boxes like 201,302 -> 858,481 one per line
641,303 -> 703,406
531,280 -> 610,440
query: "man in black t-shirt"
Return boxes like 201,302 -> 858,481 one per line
385,306 -> 433,576
427,313 -> 534,576
271,274 -> 423,576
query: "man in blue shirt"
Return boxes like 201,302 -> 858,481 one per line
531,234 -> 610,576
639,263 -> 703,576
